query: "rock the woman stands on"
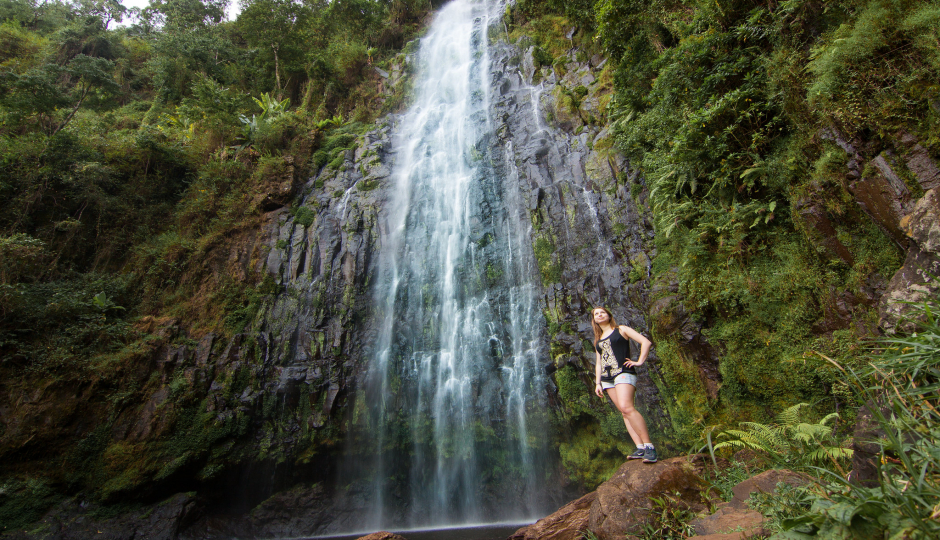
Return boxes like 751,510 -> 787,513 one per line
591,307 -> 657,463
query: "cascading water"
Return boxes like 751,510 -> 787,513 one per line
344,0 -> 555,530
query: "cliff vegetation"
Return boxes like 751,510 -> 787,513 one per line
0,0 -> 436,530
507,0 -> 938,485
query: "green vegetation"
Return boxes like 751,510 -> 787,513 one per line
508,0 -> 934,474
710,302 -> 940,539
553,364 -> 632,487
0,0 -> 435,521
640,491 -> 697,540
711,403 -> 853,469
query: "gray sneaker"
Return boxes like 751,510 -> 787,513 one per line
642,447 -> 658,463
628,447 -> 646,460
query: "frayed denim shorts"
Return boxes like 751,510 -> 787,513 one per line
601,372 -> 637,389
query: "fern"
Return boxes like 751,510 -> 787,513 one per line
712,402 -> 853,468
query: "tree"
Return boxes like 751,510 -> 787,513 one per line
0,54 -> 119,134
144,0 -> 228,31
53,54 -> 120,134
237,0 -> 310,95
75,0 -> 127,29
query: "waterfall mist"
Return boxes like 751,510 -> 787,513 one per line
342,0 -> 556,530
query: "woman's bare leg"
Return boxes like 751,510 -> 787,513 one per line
607,387 -> 641,446
610,383 -> 650,444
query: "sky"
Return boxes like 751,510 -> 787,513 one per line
118,0 -> 243,22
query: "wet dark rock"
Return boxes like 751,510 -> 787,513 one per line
509,491 -> 596,540
812,285 -> 883,336
849,153 -> 914,248
850,402 -> 885,487
5,493 -> 202,540
649,283 -> 722,400
795,196 -> 854,265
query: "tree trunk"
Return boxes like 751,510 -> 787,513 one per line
273,45 -> 282,97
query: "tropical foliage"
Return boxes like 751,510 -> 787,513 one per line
0,0 -> 434,527
511,0 -> 933,446
712,403 -> 853,469
757,303 -> 940,539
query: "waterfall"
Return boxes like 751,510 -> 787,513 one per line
345,0 -> 554,529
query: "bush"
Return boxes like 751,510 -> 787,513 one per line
756,301 -> 940,539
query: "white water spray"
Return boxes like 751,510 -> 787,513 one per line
347,0 -> 553,530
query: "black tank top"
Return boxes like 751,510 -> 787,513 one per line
595,329 -> 635,382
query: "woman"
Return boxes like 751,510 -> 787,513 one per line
591,306 -> 657,463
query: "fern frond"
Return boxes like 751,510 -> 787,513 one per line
789,422 -> 832,443
738,422 -> 788,450
713,440 -> 748,452
806,446 -> 854,463
777,402 -> 811,426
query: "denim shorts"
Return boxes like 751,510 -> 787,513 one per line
601,372 -> 637,389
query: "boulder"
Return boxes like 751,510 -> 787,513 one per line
689,469 -> 809,538
728,469 -> 809,507
587,457 -> 706,540
509,492 -> 597,540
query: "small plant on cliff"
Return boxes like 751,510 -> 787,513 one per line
712,403 -> 853,471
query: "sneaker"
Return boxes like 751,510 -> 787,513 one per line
628,447 -> 646,460
642,447 -> 658,463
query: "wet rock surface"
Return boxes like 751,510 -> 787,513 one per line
3,493 -> 201,540
509,492 -> 597,540
487,38 -> 671,440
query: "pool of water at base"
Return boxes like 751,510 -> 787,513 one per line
308,523 -> 528,540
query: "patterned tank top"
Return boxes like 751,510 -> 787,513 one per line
595,328 -> 635,382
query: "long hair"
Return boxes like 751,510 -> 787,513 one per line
591,307 -> 617,346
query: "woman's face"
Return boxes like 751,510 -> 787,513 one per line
593,309 -> 610,325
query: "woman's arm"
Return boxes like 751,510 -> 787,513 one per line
620,325 -> 652,367
594,350 -> 604,397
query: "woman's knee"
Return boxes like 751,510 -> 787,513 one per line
619,404 -> 636,416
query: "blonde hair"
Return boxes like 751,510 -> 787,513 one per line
591,307 -> 618,347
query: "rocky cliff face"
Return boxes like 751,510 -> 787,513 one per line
0,21 -> 674,536
4,8 -> 940,539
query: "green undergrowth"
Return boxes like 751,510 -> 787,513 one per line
0,478 -> 59,532
515,0 -> 933,451
0,0 -> 431,518
735,302 -> 939,539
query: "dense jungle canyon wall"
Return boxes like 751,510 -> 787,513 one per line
1,0 -> 939,536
